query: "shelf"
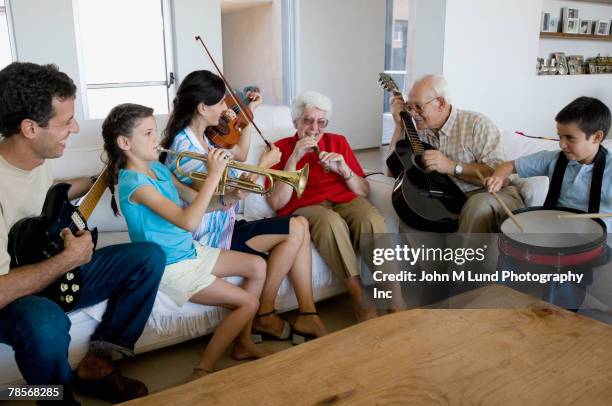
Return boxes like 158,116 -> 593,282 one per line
570,0 -> 612,4
540,32 -> 612,41
538,73 -> 612,77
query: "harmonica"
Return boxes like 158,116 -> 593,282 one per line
313,145 -> 329,173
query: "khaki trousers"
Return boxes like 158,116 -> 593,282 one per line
458,186 -> 525,233
294,197 -> 387,281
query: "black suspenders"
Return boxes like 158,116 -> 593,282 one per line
543,146 -> 608,212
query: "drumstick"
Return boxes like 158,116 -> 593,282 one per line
474,169 -> 525,233
557,213 -> 612,220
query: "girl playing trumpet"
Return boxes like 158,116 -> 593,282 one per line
102,103 -> 268,381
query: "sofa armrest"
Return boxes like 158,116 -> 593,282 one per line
510,175 -> 549,207
366,174 -> 399,233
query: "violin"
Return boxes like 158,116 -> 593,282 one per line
205,92 -> 255,149
195,36 -> 271,150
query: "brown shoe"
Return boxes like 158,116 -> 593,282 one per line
73,368 -> 148,403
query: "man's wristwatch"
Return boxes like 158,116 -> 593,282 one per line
453,162 -> 463,177
343,170 -> 354,181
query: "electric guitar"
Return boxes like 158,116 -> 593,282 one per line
378,73 -> 466,232
8,169 -> 108,311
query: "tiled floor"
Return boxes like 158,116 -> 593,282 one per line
355,146 -> 388,173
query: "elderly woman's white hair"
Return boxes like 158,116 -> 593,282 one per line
290,90 -> 333,121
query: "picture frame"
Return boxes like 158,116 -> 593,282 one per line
562,7 -> 579,21
554,52 -> 569,75
565,18 -> 580,34
567,55 -> 584,75
541,12 -> 551,32
549,17 -> 559,33
595,20 -> 610,36
562,7 -> 580,33
579,19 -> 592,35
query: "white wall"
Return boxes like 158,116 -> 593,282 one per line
172,0 -> 223,84
299,0 -> 386,149
222,1 -> 283,104
438,0 -> 612,139
406,0 -> 446,87
10,0 -> 84,118
442,0 -> 541,135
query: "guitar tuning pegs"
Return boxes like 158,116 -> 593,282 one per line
61,283 -> 68,292
66,272 -> 74,281
72,285 -> 80,292
65,295 -> 73,303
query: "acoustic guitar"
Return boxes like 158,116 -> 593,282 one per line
378,73 -> 466,232
8,168 -> 108,311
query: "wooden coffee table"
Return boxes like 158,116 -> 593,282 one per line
122,285 -> 612,405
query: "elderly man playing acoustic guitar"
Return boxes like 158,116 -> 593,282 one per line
388,74 -> 524,233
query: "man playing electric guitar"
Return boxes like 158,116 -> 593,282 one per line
388,74 -> 524,233
0,62 -> 165,404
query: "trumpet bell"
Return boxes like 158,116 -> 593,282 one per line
268,164 -> 309,198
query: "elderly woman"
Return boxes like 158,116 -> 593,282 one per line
267,91 -> 394,321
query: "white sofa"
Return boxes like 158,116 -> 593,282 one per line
0,105 -> 400,385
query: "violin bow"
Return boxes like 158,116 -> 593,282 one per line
195,35 -> 271,149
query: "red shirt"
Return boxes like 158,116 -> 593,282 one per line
271,132 -> 365,216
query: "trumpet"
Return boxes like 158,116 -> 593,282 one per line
159,147 -> 309,198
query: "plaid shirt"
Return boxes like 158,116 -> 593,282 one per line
419,106 -> 505,192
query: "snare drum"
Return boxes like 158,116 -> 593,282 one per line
498,207 -> 607,268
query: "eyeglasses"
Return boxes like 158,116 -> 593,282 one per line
301,117 -> 329,128
405,97 -> 438,113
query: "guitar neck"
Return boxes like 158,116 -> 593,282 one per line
77,167 -> 109,221
398,110 -> 424,154
379,73 -> 425,154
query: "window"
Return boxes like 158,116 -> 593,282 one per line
0,0 -> 16,69
382,0 -> 409,144
73,0 -> 174,119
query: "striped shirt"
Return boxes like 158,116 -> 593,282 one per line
419,106 -> 505,192
164,127 -> 239,249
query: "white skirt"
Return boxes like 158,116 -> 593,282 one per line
160,241 -> 221,306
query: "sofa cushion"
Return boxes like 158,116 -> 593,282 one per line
501,130 -> 559,161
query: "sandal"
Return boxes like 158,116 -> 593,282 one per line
252,311 -> 292,342
186,367 -> 213,383
291,312 -> 320,345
